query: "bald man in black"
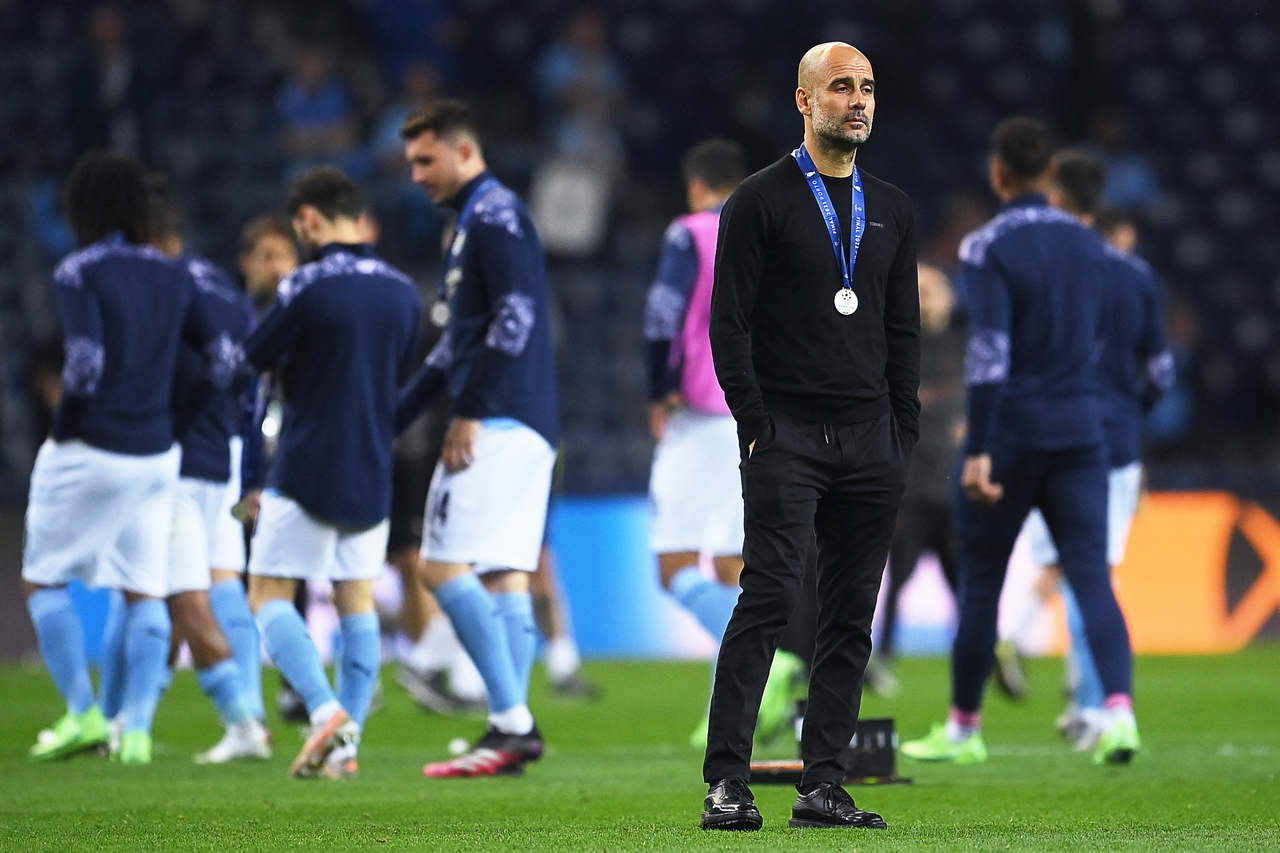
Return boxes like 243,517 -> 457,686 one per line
701,42 -> 919,831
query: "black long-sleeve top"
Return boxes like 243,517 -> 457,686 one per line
709,154 -> 921,450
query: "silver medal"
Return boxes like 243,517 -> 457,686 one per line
834,288 -> 858,315
429,300 -> 452,328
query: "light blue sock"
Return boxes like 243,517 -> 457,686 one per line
197,659 -> 252,726
433,574 -> 521,713
122,598 -> 172,734
209,579 -> 264,720
492,591 -> 536,699
257,599 -> 336,716
1061,581 -> 1104,710
27,587 -> 95,716
336,612 -> 380,727
669,567 -> 738,642
98,589 -> 127,719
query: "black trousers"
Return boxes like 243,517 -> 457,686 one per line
881,495 -> 958,659
704,410 -> 908,787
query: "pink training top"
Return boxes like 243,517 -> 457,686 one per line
671,209 -> 731,415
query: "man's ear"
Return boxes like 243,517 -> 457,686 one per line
795,86 -> 812,117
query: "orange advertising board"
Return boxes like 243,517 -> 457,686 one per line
1114,492 -> 1280,653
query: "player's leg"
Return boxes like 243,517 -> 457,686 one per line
902,442 -> 1036,763
247,491 -> 350,777
98,586 -> 128,727
651,412 -> 741,641
207,448 -> 264,723
1043,450 -> 1139,764
21,440 -> 121,759
419,424 -> 553,777
108,448 -> 183,765
480,569 -> 536,701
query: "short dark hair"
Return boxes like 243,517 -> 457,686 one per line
990,116 -> 1054,184
401,98 -> 479,143
285,166 -> 366,221
63,151 -> 148,246
144,173 -> 183,241
1095,207 -> 1136,239
682,138 -> 747,191
1050,149 -> 1106,217
239,215 -> 296,256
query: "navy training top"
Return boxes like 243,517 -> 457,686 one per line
395,172 -> 560,447
958,193 -> 1110,453
171,256 -> 256,482
243,243 -> 421,529
51,233 -> 238,455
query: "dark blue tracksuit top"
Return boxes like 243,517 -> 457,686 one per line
242,243 -> 421,529
51,233 -> 239,456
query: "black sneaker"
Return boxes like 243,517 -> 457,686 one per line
790,782 -> 887,829
701,778 -> 763,831
423,725 -> 545,778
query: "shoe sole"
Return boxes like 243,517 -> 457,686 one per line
1105,747 -> 1136,765
289,711 -> 350,779
789,818 -> 888,830
701,814 -> 763,831
29,736 -> 108,762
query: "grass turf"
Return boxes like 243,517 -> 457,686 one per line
1,649 -> 1277,851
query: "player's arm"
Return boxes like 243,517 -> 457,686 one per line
1138,273 -> 1175,410
395,333 -> 450,434
180,277 -> 240,391
883,200 -> 922,447
708,185 -> 770,454
49,263 -> 105,439
240,272 -> 308,374
643,221 -> 699,440
451,221 -> 542,420
958,252 -> 1011,503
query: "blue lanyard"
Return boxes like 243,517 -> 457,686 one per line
440,176 -> 500,300
792,144 -> 864,292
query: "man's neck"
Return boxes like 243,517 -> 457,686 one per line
309,221 -> 365,246
996,180 -> 1047,203
804,126 -> 857,177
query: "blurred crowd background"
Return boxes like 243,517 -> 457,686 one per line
0,0 -> 1276,502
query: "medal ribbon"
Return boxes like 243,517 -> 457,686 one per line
440,176 -> 501,301
792,143 -> 864,295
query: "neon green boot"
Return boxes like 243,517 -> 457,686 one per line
1092,715 -> 1140,765
115,729 -> 153,765
900,722 -> 988,764
28,706 -> 110,761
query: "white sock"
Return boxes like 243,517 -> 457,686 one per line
449,650 -> 487,702
945,718 -> 978,741
309,699 -> 343,727
407,616 -> 463,674
1105,706 -> 1136,728
544,635 -> 581,682
489,704 -> 534,736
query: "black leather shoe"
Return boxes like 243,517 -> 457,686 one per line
789,782 -> 887,829
701,778 -> 763,831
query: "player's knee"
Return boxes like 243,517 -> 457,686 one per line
480,569 -> 529,594
247,576 -> 294,614
656,552 -> 698,589
333,580 -> 375,616
418,559 -> 469,591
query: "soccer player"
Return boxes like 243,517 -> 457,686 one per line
142,176 -> 271,762
1019,152 -> 1173,749
396,100 -> 558,777
901,118 -> 1140,767
645,138 -> 797,742
23,152 -> 237,764
243,166 -> 421,779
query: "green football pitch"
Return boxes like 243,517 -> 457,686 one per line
1,649 -> 1277,851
